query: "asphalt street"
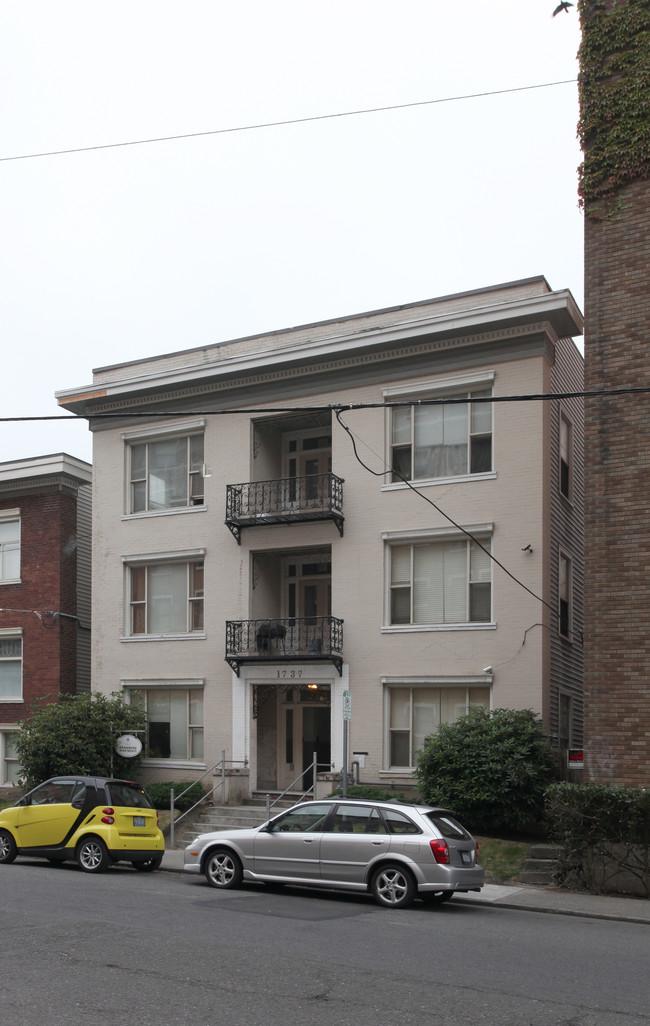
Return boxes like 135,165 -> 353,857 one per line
2,858 -> 649,1026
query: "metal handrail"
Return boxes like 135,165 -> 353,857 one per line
169,751 -> 248,849
265,752 -> 331,820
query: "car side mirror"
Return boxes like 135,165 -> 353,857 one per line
17,795 -> 30,807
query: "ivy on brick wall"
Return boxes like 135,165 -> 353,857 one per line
578,0 -> 650,208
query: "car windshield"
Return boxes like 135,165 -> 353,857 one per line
424,811 -> 471,840
106,782 -> 153,809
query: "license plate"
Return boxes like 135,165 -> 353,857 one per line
461,851 -> 472,864
133,816 -> 145,827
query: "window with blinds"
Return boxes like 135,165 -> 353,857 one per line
390,538 -> 491,625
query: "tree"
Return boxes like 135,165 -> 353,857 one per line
415,707 -> 558,834
15,692 -> 145,789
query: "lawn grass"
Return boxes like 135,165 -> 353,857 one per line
475,835 -> 531,884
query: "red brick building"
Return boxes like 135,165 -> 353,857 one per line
0,454 -> 92,786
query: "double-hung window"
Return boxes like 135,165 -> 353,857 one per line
0,512 -> 20,583
0,630 -> 22,700
127,685 -> 204,761
389,388 -> 492,483
127,556 -> 204,636
559,552 -> 572,639
124,422 -> 205,514
559,412 -> 573,501
389,535 -> 492,626
386,684 -> 490,769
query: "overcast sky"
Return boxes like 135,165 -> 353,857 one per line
0,1 -> 583,466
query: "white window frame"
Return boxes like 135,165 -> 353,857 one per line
382,526 -> 494,632
122,549 -> 206,640
0,726 -> 20,784
123,680 -> 205,767
383,371 -> 495,488
122,419 -> 206,517
0,628 -> 23,702
559,550 -> 572,640
559,409 -> 573,501
0,509 -> 21,584
382,678 -> 492,770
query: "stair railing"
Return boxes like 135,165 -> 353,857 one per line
265,752 -> 330,820
169,751 -> 247,849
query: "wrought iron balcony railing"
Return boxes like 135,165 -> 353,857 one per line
225,473 -> 344,543
225,616 -> 344,676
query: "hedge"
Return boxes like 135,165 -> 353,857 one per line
545,783 -> 650,897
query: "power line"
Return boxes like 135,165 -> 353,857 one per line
334,409 -> 554,614
0,79 -> 576,164
0,384 -> 648,424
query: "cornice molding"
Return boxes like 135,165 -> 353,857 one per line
85,321 -> 554,418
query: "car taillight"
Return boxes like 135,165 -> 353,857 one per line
156,811 -> 159,825
430,839 -> 449,864
475,841 -> 479,862
101,815 -> 115,824
102,808 -> 115,815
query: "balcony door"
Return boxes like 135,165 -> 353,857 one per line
283,430 -> 331,509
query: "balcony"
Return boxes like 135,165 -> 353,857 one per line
225,473 -> 344,543
225,616 -> 344,676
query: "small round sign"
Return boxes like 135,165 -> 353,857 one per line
115,734 -> 143,758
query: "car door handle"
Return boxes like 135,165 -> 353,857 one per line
303,838 -> 313,844
371,840 -> 387,845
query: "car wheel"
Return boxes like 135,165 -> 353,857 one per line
76,836 -> 110,873
421,889 -> 454,905
204,848 -> 243,890
0,829 -> 17,864
371,863 -> 416,909
132,856 -> 162,872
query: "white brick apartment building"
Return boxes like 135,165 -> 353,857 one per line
57,277 -> 584,796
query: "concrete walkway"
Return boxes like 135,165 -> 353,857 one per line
159,847 -> 650,924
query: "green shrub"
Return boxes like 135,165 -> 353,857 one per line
327,784 -> 414,803
146,781 -> 206,811
545,782 -> 650,895
416,707 -> 558,834
16,693 -> 145,789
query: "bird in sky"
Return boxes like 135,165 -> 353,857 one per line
552,1 -> 574,15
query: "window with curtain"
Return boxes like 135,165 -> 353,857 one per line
129,561 -> 204,635
390,538 -> 491,625
128,433 -> 204,513
0,516 -> 20,582
0,634 -> 22,700
388,686 -> 490,768
390,391 -> 492,483
128,687 -> 203,760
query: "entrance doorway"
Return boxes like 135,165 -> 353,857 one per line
255,684 -> 331,792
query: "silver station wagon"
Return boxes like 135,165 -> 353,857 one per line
184,798 -> 484,908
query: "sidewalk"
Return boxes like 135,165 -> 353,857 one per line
159,848 -> 650,924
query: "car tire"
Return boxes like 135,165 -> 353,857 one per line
421,889 -> 454,905
76,836 -> 110,873
371,863 -> 417,909
204,848 -> 243,890
0,829 -> 17,864
132,856 -> 163,872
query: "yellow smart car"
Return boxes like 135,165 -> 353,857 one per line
0,776 -> 164,873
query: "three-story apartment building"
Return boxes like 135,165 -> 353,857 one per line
57,277 -> 583,795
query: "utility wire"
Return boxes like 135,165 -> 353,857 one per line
0,79 -> 576,164
334,408 -> 554,614
0,384 -> 648,424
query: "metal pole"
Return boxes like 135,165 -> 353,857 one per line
170,788 -> 175,850
266,793 -> 270,821
312,751 -> 317,799
342,719 -> 348,797
221,749 -> 226,806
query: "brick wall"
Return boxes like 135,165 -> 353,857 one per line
583,177 -> 650,785
0,491 -> 79,722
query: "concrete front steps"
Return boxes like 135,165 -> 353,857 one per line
517,843 -> 562,886
170,795 -> 299,848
